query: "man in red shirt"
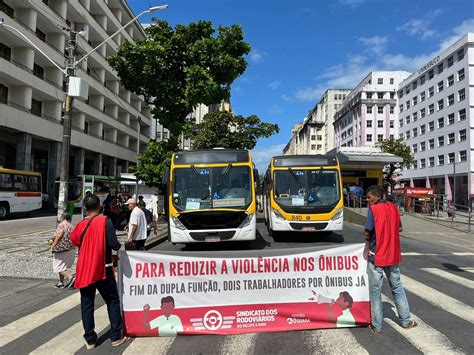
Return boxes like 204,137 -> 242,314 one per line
70,194 -> 129,349
364,185 -> 417,334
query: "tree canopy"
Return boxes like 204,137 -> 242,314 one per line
108,20 -> 251,137
189,111 -> 279,150
376,138 -> 414,192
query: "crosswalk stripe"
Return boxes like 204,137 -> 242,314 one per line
122,337 -> 175,354
0,293 -> 80,347
421,268 -> 474,289
382,295 -> 462,354
220,333 -> 258,354
303,328 -> 368,354
30,304 -> 109,354
402,275 -> 474,323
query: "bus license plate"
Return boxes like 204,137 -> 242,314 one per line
302,226 -> 316,232
205,237 -> 220,242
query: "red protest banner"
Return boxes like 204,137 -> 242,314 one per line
119,244 -> 370,336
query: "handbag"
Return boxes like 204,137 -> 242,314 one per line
53,223 -> 74,252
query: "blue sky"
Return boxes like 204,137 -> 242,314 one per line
129,0 -> 474,171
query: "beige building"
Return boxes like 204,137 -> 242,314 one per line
0,0 -> 153,204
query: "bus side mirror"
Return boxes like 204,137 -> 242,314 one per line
162,171 -> 169,185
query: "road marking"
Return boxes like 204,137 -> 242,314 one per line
437,240 -> 474,250
421,268 -> 474,289
402,252 -> 437,256
123,337 -> 175,355
220,333 -> 258,354
452,252 -> 474,256
401,252 -> 474,256
30,304 -> 109,354
0,292 -> 80,347
382,295 -> 463,354
304,328 -> 368,354
402,275 -> 474,323
0,229 -> 55,239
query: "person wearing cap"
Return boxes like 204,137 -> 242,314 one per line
124,198 -> 147,250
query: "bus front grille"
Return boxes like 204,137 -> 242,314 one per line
178,211 -> 248,230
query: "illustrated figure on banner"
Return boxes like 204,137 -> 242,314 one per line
309,290 -> 356,328
143,296 -> 184,336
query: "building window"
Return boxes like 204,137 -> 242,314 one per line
413,128 -> 418,138
390,105 -> 394,114
377,120 -> 384,128
420,141 -> 425,151
406,86 -> 411,94
438,136 -> 444,147
399,119 -> 403,128
437,63 -> 443,74
377,92 -> 384,99
460,150 -> 467,162
413,160 -> 418,170
310,135 -> 315,140
413,96 -> 418,106
412,80 -> 418,90
420,92 -> 425,102
378,78 -> 383,85
429,104 -> 434,115
457,48 -> 465,61
33,63 -> 44,79
458,89 -> 465,101
448,133 -> 455,144
367,120 -> 372,128
406,101 -> 411,109
412,112 -> 418,122
458,68 -> 465,81
390,92 -> 395,99
311,144 -> 316,150
438,155 -> 444,165
420,159 -> 426,169
317,135 -> 322,140
428,69 -> 434,79
366,134 -> 372,142
437,99 -> 444,111
406,116 -> 411,124
437,81 -> 443,92
429,157 -> 434,167
399,104 -> 403,113
448,113 -> 455,125
428,86 -> 434,97
367,92 -> 373,99
390,134 -> 394,140
377,134 -> 384,141
390,78 -> 394,84
390,120 -> 394,128
459,109 -> 466,121
367,106 -> 373,114
438,117 -> 444,128
31,99 -> 42,116
399,90 -> 404,98
447,75 -> 454,87
448,153 -> 455,164
406,131 -> 411,139
317,144 -> 322,150
448,94 -> 454,106
420,125 -> 425,135
428,121 -> 434,132
420,75 -> 425,85
447,55 -> 454,67
0,42 -> 12,61
429,139 -> 434,149
459,129 -> 466,141
35,28 -> 46,42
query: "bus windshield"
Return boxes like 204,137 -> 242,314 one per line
274,169 -> 340,207
172,166 -> 252,211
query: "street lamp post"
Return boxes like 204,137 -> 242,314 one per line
0,5 -> 168,220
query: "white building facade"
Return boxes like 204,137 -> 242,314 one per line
398,33 -> 473,206
334,71 -> 410,149
0,0 -> 153,205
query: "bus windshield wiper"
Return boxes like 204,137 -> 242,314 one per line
288,168 -> 305,193
191,165 -> 210,200
217,164 -> 232,187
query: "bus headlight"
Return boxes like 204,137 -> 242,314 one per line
239,213 -> 255,228
273,209 -> 286,220
331,208 -> 343,220
172,216 -> 186,230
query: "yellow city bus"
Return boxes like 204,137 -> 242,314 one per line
0,168 -> 42,218
262,155 -> 343,235
165,149 -> 258,243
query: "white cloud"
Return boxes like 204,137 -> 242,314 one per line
439,19 -> 474,51
249,49 -> 264,63
269,105 -> 283,115
294,86 -> 326,102
281,94 -> 295,102
396,9 -> 442,40
267,80 -> 281,90
252,144 -> 286,172
359,36 -> 389,55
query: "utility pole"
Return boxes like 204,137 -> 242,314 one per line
57,29 -> 77,221
135,117 -> 141,200
453,158 -> 456,207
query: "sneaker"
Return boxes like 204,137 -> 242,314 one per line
111,336 -> 130,347
368,325 -> 381,334
66,276 -> 76,289
401,320 -> 418,329
86,343 -> 96,350
54,283 -> 64,289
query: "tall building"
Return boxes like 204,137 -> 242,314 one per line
333,71 -> 410,149
282,123 -> 302,155
0,0 -> 153,205
398,33 -> 473,206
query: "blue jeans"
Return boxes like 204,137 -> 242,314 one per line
80,268 -> 123,345
367,262 -> 412,330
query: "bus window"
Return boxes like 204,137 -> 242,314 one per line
12,174 -> 29,191
0,173 -> 13,190
27,175 -> 41,192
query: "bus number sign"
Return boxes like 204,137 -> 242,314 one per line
291,215 -> 302,221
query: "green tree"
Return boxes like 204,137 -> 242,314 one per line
108,20 -> 251,138
189,111 -> 279,150
376,138 -> 414,192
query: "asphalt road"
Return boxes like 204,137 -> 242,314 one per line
0,217 -> 473,354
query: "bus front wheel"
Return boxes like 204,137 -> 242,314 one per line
0,203 -> 9,218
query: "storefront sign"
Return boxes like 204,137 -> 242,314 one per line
120,244 -> 370,336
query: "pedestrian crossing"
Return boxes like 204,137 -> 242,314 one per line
1,266 -> 473,354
